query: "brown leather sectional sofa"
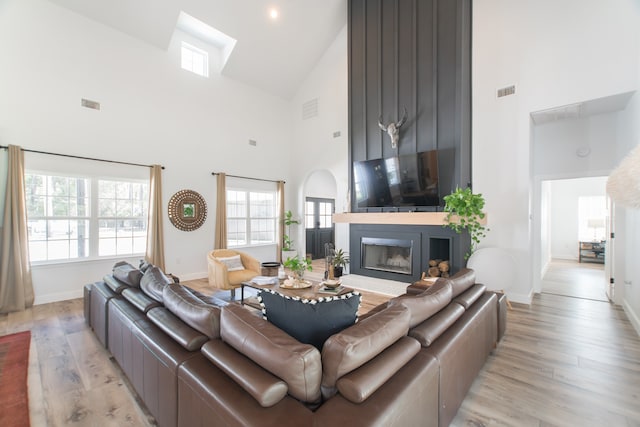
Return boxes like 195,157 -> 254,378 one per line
84,264 -> 506,427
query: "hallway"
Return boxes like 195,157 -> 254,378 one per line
541,259 -> 608,302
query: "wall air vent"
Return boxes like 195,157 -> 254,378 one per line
81,98 -> 100,110
497,85 -> 516,98
302,98 -> 318,120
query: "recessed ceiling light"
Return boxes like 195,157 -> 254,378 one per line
269,8 -> 279,19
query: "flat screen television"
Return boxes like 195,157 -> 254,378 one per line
353,150 -> 440,209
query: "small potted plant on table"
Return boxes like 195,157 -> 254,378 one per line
332,249 -> 350,278
283,256 -> 313,282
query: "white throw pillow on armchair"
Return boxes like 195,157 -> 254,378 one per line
215,254 -> 245,271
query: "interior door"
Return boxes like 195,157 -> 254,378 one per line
605,198 -> 615,301
305,198 -> 335,260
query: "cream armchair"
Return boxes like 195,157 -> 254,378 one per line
207,249 -> 261,299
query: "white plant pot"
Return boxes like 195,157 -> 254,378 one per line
282,250 -> 297,262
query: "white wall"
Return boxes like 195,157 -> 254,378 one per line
540,180 -> 551,274
473,0 -> 640,303
616,91 -> 640,331
0,0 -> 295,303
290,24 -> 349,255
532,113 -> 622,178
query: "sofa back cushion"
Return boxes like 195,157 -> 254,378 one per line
449,268 -> 476,298
146,307 -> 209,351
121,287 -> 161,313
321,304 -> 411,399
140,266 -> 173,302
408,303 -> 465,347
162,284 -> 224,339
258,289 -> 361,350
388,279 -> 452,328
103,275 -> 129,294
112,261 -> 143,287
220,304 -> 322,404
336,336 -> 420,403
453,283 -> 487,309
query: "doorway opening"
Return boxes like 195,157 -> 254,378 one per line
305,197 -> 335,260
539,176 -> 609,302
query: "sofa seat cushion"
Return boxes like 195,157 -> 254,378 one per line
321,304 -> 411,399
453,283 -> 487,309
140,266 -> 173,302
409,303 -> 465,347
201,339 -> 288,407
388,279 -> 452,328
449,268 -> 476,298
163,284 -> 225,339
113,261 -> 143,287
147,307 -> 209,351
122,288 -> 161,313
336,336 -> 420,403
258,289 -> 361,350
220,304 -> 322,404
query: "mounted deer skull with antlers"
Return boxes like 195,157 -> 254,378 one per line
378,107 -> 408,149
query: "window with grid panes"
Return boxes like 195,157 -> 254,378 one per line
25,173 -> 148,262
226,189 -> 277,247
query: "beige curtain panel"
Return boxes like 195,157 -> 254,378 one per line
0,145 -> 35,314
145,165 -> 165,271
277,180 -> 285,262
214,173 -> 227,249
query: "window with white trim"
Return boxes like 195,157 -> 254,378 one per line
25,172 -> 148,263
181,42 -> 209,77
227,189 -> 277,248
97,180 -> 148,256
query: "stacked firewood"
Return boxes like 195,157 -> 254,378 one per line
426,259 -> 450,278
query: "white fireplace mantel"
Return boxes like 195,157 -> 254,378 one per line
332,212 -> 488,226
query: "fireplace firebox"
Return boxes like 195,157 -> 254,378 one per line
350,224 -> 469,283
361,237 -> 413,275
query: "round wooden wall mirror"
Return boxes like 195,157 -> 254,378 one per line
168,189 -> 207,231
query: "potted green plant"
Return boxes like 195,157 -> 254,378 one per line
282,210 -> 300,261
443,187 -> 488,260
283,256 -> 312,281
332,249 -> 350,278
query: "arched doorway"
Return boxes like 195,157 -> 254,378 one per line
302,170 -> 337,259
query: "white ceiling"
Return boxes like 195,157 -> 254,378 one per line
47,0 -> 347,99
530,91 -> 636,125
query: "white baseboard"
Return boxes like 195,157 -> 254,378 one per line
34,289 -> 83,305
508,289 -> 533,305
623,299 -> 640,337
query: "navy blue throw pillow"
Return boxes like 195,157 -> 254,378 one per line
258,290 -> 361,350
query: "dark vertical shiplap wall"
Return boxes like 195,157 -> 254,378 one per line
348,0 -> 471,211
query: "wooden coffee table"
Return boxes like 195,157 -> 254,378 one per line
241,279 -> 353,308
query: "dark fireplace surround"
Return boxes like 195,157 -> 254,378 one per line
350,224 -> 470,283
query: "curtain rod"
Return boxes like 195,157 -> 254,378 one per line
211,172 -> 284,184
0,145 -> 165,169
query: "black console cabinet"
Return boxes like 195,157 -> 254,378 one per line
579,241 -> 605,264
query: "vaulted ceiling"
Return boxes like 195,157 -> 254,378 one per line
47,0 -> 347,99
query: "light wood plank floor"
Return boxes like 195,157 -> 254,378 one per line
542,259 -> 608,302
1,285 -> 638,426
451,293 -> 640,426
